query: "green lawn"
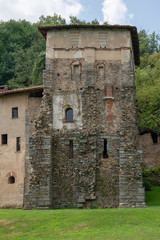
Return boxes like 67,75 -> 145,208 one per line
0,187 -> 160,240
145,186 -> 160,206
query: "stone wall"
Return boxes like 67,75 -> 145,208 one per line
139,133 -> 160,168
24,28 -> 145,209
50,58 -> 121,208
24,91 -> 52,209
119,62 -> 145,207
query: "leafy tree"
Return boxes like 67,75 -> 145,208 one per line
38,14 -> 66,26
138,30 -> 160,56
69,16 -> 100,25
8,40 -> 45,88
31,51 -> 45,86
135,53 -> 160,131
0,19 -> 45,88
136,31 -> 160,131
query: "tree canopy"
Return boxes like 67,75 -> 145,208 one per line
0,19 -> 45,88
136,31 -> 160,132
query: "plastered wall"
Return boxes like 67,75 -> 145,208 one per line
0,94 -> 28,207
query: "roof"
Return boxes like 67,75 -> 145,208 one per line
0,85 -> 43,97
38,24 -> 140,65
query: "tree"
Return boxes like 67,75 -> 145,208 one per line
38,14 -> 66,26
31,51 -> 45,86
135,53 -> 160,131
0,19 -> 45,88
69,16 -> 100,25
138,30 -> 160,56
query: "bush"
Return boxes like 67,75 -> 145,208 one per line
143,166 -> 160,191
143,168 -> 152,191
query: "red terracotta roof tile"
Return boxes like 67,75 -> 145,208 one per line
0,85 -> 43,96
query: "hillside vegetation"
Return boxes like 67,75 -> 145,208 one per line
135,30 -> 160,132
0,15 -> 160,131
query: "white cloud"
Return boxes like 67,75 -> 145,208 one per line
0,0 -> 83,22
102,0 -> 134,25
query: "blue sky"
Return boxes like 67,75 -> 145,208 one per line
0,0 -> 159,33
79,0 -> 160,33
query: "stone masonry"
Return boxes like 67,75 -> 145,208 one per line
24,25 -> 146,209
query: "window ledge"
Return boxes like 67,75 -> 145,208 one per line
63,120 -> 74,123
103,96 -> 114,100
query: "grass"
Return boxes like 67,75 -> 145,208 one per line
145,186 -> 160,206
0,187 -> 160,240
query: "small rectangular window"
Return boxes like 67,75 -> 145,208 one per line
99,66 -> 104,77
103,139 -> 108,158
16,137 -> 21,152
69,140 -> 73,159
66,108 -> 73,121
151,132 -> 158,144
73,65 -> 79,74
12,107 -> 18,118
2,134 -> 7,145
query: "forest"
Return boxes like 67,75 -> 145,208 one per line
0,14 -> 160,132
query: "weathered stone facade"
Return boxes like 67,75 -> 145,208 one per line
139,130 -> 160,168
0,86 -> 43,208
24,25 -> 145,208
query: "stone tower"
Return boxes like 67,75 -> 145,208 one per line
24,25 -> 145,209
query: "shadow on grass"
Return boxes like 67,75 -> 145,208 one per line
145,186 -> 160,206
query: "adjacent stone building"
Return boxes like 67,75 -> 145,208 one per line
23,25 -> 146,209
139,129 -> 160,168
0,85 -> 43,208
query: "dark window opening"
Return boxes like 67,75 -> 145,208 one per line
16,137 -> 21,152
12,107 -> 18,118
69,140 -> 73,159
8,176 -> 15,184
0,85 -> 8,91
29,91 -> 43,98
66,108 -> 73,121
151,132 -> 158,144
103,139 -> 108,158
2,134 -> 7,145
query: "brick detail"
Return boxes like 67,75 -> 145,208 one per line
105,86 -> 113,97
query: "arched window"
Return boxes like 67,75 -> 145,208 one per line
73,65 -> 79,74
98,66 -> 104,77
96,62 -> 105,79
8,176 -> 15,184
66,108 -> 73,121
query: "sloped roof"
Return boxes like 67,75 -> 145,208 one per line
38,24 -> 140,65
0,85 -> 43,96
